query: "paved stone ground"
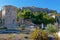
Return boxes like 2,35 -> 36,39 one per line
0,34 -> 31,40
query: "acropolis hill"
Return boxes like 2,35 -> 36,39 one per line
0,5 -> 59,29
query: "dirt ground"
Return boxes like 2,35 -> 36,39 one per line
0,34 -> 31,40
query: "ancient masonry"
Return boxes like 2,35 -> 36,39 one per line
2,5 -> 18,28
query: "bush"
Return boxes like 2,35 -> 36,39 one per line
30,29 -> 48,40
45,24 -> 58,34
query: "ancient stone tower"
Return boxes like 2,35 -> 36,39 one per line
2,5 -> 17,28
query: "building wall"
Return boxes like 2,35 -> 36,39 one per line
2,5 -> 18,28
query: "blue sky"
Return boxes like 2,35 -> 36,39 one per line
0,0 -> 60,13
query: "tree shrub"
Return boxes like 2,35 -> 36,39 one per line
45,24 -> 58,34
30,29 -> 48,40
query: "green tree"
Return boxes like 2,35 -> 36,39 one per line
17,9 -> 55,27
17,9 -> 24,22
17,9 -> 34,20
23,9 -> 33,19
32,12 -> 44,24
32,12 -> 54,25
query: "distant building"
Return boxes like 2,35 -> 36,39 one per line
2,5 -> 18,28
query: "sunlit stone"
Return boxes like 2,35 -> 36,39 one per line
57,31 -> 60,37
